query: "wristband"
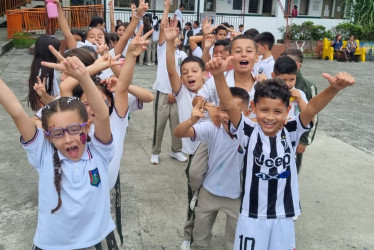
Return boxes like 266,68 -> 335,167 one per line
134,13 -> 144,19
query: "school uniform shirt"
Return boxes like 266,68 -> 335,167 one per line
230,113 -> 312,219
191,46 -> 203,58
289,88 -> 308,119
174,9 -> 183,23
21,128 -> 115,249
193,27 -> 201,36
192,121 -> 244,199
153,42 -> 187,94
198,70 -> 256,107
175,84 -> 201,154
128,93 -> 144,112
252,55 -> 275,79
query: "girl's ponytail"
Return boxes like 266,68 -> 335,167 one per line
51,146 -> 62,213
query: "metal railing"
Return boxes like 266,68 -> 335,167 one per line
0,0 -> 27,16
6,5 -> 103,39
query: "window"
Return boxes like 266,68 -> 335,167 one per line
233,0 -> 243,10
114,0 -> 149,8
181,0 -> 196,11
299,0 -> 310,15
248,0 -> 260,13
205,0 -> 214,11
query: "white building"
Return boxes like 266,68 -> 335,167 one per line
107,0 -> 346,40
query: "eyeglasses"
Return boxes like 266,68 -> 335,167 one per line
45,122 -> 87,138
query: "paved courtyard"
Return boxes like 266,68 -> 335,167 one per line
0,48 -> 373,249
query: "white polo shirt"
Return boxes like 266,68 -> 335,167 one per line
22,128 -> 115,249
175,84 -> 202,154
193,121 -> 244,198
252,55 -> 275,79
153,43 -> 187,94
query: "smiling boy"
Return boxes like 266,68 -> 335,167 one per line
206,55 -> 355,249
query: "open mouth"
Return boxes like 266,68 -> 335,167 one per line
188,79 -> 196,85
239,60 -> 249,66
264,121 -> 275,128
67,146 -> 79,158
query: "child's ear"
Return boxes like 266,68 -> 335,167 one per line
250,100 -> 256,114
202,70 -> 207,80
255,53 -> 259,63
83,120 -> 92,134
271,72 -> 275,79
296,62 -> 302,71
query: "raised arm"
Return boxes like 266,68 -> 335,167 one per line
299,72 -> 355,127
113,0 -> 148,56
0,79 -> 36,141
189,35 -> 203,53
108,0 -> 115,33
201,34 -> 214,63
206,56 -> 241,127
164,20 -> 182,95
115,26 -> 153,117
42,46 -> 112,143
174,98 -> 205,138
128,85 -> 154,103
54,0 -> 76,50
159,0 -> 171,46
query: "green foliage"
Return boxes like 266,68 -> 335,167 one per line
344,0 -> 374,26
278,21 -> 333,41
11,32 -> 36,49
331,22 -> 363,40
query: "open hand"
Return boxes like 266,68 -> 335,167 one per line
202,16 -> 216,35
135,0 -> 149,18
204,34 -> 215,50
163,19 -> 179,42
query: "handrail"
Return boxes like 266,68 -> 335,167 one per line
6,5 -> 104,39
1,0 -> 27,16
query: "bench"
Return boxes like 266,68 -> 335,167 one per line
322,38 -> 366,62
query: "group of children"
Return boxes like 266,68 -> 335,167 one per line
0,0 -> 355,249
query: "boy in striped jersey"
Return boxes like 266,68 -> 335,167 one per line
206,55 -> 355,250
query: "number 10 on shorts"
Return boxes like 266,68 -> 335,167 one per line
238,234 -> 255,250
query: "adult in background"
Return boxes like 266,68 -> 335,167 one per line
346,35 -> 357,62
331,34 -> 348,61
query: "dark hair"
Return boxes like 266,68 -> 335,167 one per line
108,32 -> 120,47
273,56 -> 298,76
193,21 -> 199,27
228,35 -> 257,53
243,28 -> 259,38
180,56 -> 205,72
71,29 -> 84,40
28,34 -> 60,111
179,4 -> 184,8
230,87 -> 250,108
115,23 -> 127,32
254,78 -> 290,107
239,24 -> 244,28
63,47 -> 97,67
221,22 -> 230,28
214,25 -> 228,35
89,16 -> 104,28
214,38 -> 230,48
72,77 -> 114,115
254,31 -> 275,50
335,34 -> 342,41
185,22 -> 192,27
281,48 -> 304,64
41,97 -> 89,213
142,15 -> 153,34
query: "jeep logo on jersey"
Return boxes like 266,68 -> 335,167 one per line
254,153 -> 291,168
89,168 -> 101,187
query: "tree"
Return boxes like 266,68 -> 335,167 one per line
344,0 -> 374,26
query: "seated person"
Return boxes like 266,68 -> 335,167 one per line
331,34 -> 348,61
346,35 -> 357,62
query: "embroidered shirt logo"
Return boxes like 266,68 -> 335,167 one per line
238,145 -> 244,154
89,168 -> 101,187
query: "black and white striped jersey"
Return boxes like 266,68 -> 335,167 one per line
231,114 -> 312,219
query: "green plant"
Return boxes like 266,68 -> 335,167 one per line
344,0 -> 374,26
278,21 -> 330,41
11,32 -> 36,49
331,22 -> 363,40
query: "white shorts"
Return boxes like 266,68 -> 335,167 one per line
233,213 -> 296,250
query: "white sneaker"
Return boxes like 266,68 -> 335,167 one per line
180,240 -> 191,250
170,151 -> 187,162
293,215 -> 299,221
190,191 -> 198,211
150,154 -> 159,165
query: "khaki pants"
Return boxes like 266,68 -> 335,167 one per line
152,91 -> 182,155
191,187 -> 241,250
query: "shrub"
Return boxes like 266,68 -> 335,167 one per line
11,32 -> 36,49
278,21 -> 333,41
331,22 -> 363,40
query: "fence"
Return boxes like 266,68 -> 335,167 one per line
6,5 -> 103,39
0,0 -> 27,16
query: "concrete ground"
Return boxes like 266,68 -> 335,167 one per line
0,49 -> 373,250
